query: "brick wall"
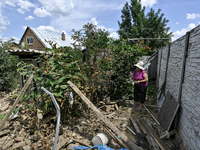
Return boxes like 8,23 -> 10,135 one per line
157,24 -> 200,150
21,29 -> 45,50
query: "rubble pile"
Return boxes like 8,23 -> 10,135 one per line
0,89 -> 186,150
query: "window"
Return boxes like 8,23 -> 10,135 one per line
26,37 -> 33,45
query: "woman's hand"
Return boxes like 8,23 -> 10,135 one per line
135,80 -> 140,84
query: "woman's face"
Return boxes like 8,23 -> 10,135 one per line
136,67 -> 140,72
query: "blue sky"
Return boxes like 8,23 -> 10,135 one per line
0,0 -> 200,43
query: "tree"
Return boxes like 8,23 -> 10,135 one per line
71,23 -> 111,102
144,8 -> 172,50
118,0 -> 145,40
118,0 -> 172,53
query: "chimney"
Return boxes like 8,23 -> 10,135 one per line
61,32 -> 65,41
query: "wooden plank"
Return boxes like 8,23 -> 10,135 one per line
106,105 -> 111,112
144,104 -> 161,108
67,81 -> 143,150
130,117 -> 141,134
140,119 -> 169,150
137,118 -> 154,150
71,138 -> 92,148
0,73 -> 35,132
56,138 -> 71,150
150,136 -> 160,150
104,126 -> 129,149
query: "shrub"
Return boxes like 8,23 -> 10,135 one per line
0,39 -> 18,91
17,46 -> 87,123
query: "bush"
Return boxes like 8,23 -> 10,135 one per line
17,46 -> 87,123
0,39 -> 18,91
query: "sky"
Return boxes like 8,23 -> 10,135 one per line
0,0 -> 200,43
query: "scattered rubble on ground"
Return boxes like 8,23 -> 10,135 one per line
0,89 -> 186,150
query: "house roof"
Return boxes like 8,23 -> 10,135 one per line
19,27 -> 74,49
5,49 -> 52,55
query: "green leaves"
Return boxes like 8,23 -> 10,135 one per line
21,72 -> 27,76
60,85 -> 68,89
36,77 -> 43,81
0,114 -> 6,120
57,76 -> 66,84
54,92 -> 62,97
0,39 -> 18,91
13,108 -> 19,114
118,0 -> 172,53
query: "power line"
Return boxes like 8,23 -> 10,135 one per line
128,38 -> 170,40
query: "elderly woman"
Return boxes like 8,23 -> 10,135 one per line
132,61 -> 148,111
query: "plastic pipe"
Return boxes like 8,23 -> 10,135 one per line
41,87 -> 60,150
123,124 -> 136,135
143,104 -> 160,125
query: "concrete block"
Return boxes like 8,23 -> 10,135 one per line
195,138 -> 200,150
189,138 -> 198,150
193,126 -> 199,134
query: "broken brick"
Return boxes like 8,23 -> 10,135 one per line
11,141 -> 25,150
15,136 -> 24,142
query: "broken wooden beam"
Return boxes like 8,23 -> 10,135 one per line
0,73 -> 35,132
137,118 -> 153,150
71,138 -> 92,148
130,117 -> 141,134
150,136 -> 160,150
139,118 -> 169,150
104,126 -> 129,149
67,81 -> 143,150
144,104 -> 161,108
56,138 -> 72,150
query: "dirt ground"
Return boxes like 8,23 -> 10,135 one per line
0,85 -> 186,150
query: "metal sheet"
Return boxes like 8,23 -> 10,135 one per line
31,28 -> 74,48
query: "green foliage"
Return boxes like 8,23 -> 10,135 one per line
105,39 -> 147,100
118,0 -> 145,40
17,46 -> 87,122
13,108 -> 19,114
71,23 -> 111,102
71,23 -> 147,102
147,82 -> 158,97
17,23 -> 149,124
0,114 -> 6,120
144,8 -> 172,50
146,81 -> 158,105
118,0 -> 172,54
0,39 -> 18,91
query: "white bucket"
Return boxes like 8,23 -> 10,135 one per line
92,132 -> 110,145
